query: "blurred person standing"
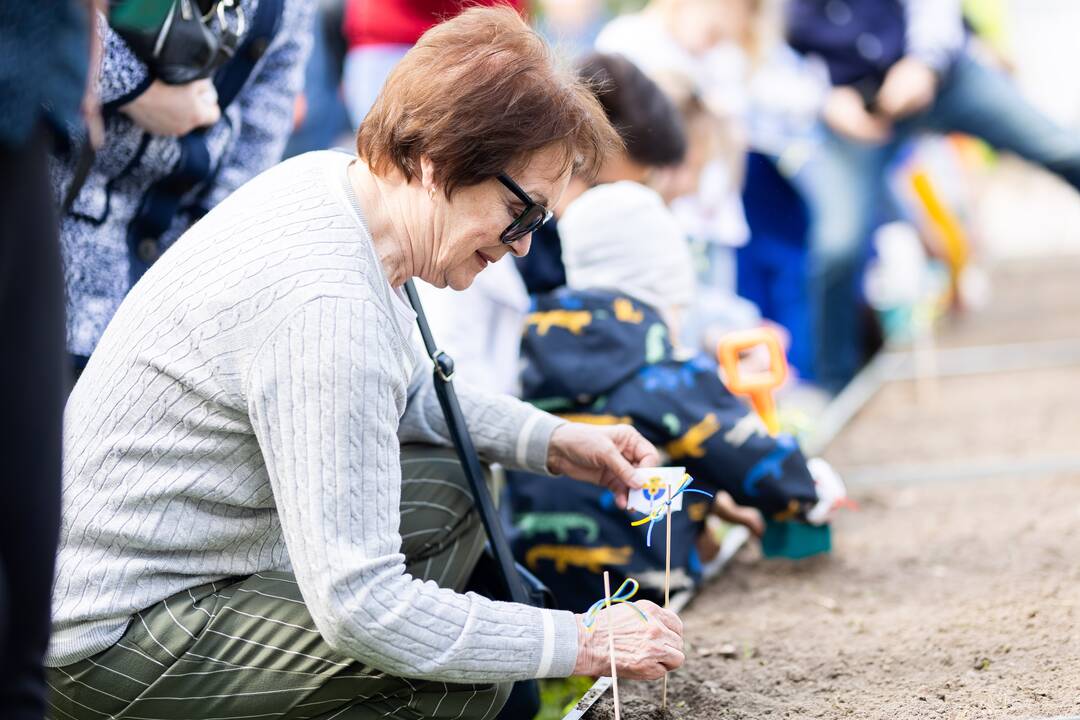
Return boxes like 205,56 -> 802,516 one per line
283,0 -> 351,157
534,0 -> 607,57
0,3 -> 91,719
342,0 -> 524,126
56,0 -> 315,371
669,0 -> 830,378
786,0 -> 1080,391
596,0 -> 752,242
595,0 -> 768,358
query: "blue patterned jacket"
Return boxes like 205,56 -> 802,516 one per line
508,288 -> 819,610
53,0 -> 314,358
520,288 -> 818,515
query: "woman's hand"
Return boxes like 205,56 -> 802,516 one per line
573,600 -> 685,680
120,79 -> 221,136
546,423 -> 659,508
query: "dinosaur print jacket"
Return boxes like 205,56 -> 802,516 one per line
508,288 -> 819,610
522,288 -> 817,514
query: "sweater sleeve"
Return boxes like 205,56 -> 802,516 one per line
246,296 -> 579,682
901,0 -> 965,75
398,357 -> 566,475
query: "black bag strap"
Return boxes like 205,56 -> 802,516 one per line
403,279 -> 530,606
124,0 -> 284,284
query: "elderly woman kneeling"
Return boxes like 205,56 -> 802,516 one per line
46,8 -> 683,720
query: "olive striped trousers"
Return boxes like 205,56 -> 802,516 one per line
46,447 -> 511,720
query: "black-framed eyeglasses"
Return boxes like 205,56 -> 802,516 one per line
497,173 -> 553,245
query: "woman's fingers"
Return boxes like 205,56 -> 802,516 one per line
617,424 -> 660,468
614,601 -> 685,679
648,604 -> 682,639
642,601 -> 683,637
604,445 -> 641,490
657,643 -> 686,671
573,600 -> 686,679
601,424 -> 658,489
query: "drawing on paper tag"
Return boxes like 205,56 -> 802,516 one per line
627,467 -> 686,514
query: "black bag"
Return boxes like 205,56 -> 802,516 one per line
404,280 -> 554,720
109,0 -> 245,84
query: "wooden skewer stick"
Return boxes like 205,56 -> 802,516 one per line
603,571 -> 621,720
661,488 -> 673,710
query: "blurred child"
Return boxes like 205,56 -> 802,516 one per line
509,181 -> 844,609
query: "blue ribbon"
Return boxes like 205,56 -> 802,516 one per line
582,578 -> 648,632
631,474 -> 714,547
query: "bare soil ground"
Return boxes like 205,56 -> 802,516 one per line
585,469 -> 1080,720
584,258 -> 1080,720
936,254 -> 1080,350
823,366 -> 1080,471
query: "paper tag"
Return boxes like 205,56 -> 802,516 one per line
627,467 -> 686,515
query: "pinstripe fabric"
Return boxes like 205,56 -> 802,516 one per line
46,447 -> 510,720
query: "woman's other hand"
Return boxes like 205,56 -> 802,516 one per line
546,423 -> 658,508
120,79 -> 221,136
572,600 -> 684,680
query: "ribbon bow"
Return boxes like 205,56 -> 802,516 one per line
582,578 -> 648,632
630,473 -> 714,547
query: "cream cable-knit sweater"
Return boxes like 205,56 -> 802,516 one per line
48,151 -> 579,683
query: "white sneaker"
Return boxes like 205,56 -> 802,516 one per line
805,458 -> 848,526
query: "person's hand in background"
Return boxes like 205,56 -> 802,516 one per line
711,490 -> 765,538
573,600 -> 685,679
120,78 -> 221,136
876,56 -> 938,120
822,85 -> 892,144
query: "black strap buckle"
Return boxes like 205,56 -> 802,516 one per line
431,350 -> 455,383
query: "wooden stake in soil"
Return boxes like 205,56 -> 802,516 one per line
627,469 -> 713,711
662,495 -> 672,710
603,571 -> 621,720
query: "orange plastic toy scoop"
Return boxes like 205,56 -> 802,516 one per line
716,327 -> 788,435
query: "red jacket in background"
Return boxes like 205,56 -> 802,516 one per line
344,0 -> 527,48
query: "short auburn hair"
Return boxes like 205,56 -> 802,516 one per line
357,6 -> 621,197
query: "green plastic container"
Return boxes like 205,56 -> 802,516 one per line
761,519 -> 832,559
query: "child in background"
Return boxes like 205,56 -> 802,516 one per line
509,181 -> 845,610
598,0 -> 832,380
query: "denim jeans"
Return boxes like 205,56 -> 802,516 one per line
795,52 -> 1080,392
342,44 -> 412,127
282,6 -> 351,158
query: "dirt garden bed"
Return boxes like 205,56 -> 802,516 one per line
579,255 -> 1080,720
584,467 -> 1080,720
